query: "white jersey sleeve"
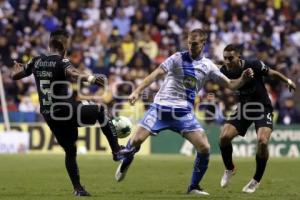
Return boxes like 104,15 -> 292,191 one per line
208,61 -> 228,83
160,52 -> 181,72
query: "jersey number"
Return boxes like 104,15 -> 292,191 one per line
40,80 -> 52,106
267,113 -> 272,124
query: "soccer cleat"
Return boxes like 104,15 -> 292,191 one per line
73,187 -> 91,197
187,185 -> 209,195
220,168 -> 236,188
115,156 -> 134,182
242,179 -> 260,193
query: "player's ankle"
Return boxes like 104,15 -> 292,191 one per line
226,164 -> 235,171
74,185 -> 84,191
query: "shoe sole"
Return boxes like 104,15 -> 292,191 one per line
188,190 -> 210,195
115,161 -> 130,182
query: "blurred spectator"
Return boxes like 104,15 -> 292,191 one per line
121,33 -> 135,64
112,8 -> 131,37
0,0 -> 299,124
41,9 -> 60,32
137,34 -> 158,60
156,2 -> 169,30
185,14 -> 202,31
211,36 -> 226,61
277,98 -> 300,124
18,96 -> 36,112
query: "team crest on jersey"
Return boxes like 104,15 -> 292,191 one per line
183,76 -> 197,89
260,61 -> 268,73
62,58 -> 70,63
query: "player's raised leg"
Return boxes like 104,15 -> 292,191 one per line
185,130 -> 210,196
219,123 -> 239,188
242,127 -> 272,193
115,126 -> 151,182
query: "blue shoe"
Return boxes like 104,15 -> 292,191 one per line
113,151 -> 125,161
112,146 -> 128,161
115,156 -> 134,182
113,145 -> 138,161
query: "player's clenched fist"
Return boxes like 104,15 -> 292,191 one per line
87,74 -> 107,87
128,90 -> 140,105
242,68 -> 254,80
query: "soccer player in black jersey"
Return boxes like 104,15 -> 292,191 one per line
10,29 -> 124,196
219,44 -> 296,193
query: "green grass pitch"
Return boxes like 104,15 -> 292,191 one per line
0,155 -> 299,200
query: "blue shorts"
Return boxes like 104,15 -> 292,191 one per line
139,104 -> 204,135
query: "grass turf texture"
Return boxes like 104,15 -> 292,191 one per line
0,155 -> 299,200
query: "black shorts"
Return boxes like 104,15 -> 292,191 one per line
226,104 -> 273,136
42,101 -> 99,147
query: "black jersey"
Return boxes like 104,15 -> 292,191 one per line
220,59 -> 272,107
24,53 -> 74,113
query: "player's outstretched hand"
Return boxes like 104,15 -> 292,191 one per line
287,79 -> 296,92
128,90 -> 139,105
13,60 -> 24,69
242,68 -> 254,81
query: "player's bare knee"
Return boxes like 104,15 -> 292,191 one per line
201,146 -> 210,154
257,137 -> 269,148
220,125 -> 235,145
219,131 -> 232,145
195,142 -> 210,154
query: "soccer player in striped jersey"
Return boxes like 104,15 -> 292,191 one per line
115,29 -> 254,195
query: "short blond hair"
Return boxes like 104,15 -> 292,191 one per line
189,28 -> 208,40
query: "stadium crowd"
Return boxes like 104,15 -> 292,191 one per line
0,0 -> 300,124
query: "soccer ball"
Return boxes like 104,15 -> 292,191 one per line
112,116 -> 133,138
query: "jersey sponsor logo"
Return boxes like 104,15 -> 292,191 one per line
260,61 -> 268,73
144,114 -> 156,128
267,113 -> 273,124
35,58 -> 56,68
183,76 -> 197,89
39,80 -> 52,106
36,70 -> 53,78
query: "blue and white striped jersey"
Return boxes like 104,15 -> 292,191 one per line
153,51 -> 227,109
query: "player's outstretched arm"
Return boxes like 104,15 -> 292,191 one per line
65,66 -> 106,87
129,66 -> 166,105
268,69 -> 296,92
10,61 -> 31,80
217,68 -> 254,90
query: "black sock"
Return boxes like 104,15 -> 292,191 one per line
64,145 -> 81,189
254,153 -> 268,182
98,107 -> 120,153
219,143 -> 234,170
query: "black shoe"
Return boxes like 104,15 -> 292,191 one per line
73,187 -> 91,197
